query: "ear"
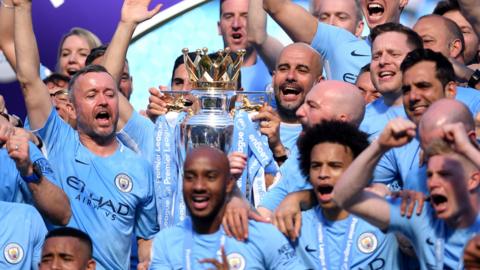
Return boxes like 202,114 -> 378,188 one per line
315,75 -> 324,84
399,0 -> 409,9
449,39 -> 463,59
444,81 -> 457,98
354,20 -> 365,38
226,176 -> 236,194
87,259 -> 96,270
338,113 -> 349,123
468,170 -> 480,192
217,21 -> 222,36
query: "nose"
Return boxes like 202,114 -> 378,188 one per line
296,104 -> 306,118
319,166 -> 330,179
327,17 -> 335,26
182,79 -> 192,91
68,52 -> 77,63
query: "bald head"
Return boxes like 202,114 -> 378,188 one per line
414,14 -> 465,60
184,146 -> 230,177
419,99 -> 474,148
296,80 -> 365,128
277,43 -> 323,77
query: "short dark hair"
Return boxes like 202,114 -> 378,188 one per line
43,73 -> 70,87
433,0 -> 460,15
400,48 -> 455,87
68,65 -> 113,101
297,120 -> 369,178
85,44 -> 109,66
370,23 -> 424,50
45,227 -> 93,258
359,63 -> 370,75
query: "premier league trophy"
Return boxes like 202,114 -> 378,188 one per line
181,47 -> 244,153
155,48 -> 276,229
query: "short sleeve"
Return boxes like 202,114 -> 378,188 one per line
135,167 -> 159,239
149,232 -> 172,270
118,110 -> 155,162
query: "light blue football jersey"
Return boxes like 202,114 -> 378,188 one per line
0,141 -> 57,203
279,122 -> 302,152
34,109 -> 158,270
296,206 -> 402,270
0,201 -> 47,270
241,56 -> 272,92
359,97 -> 407,141
389,200 -> 480,270
150,219 -> 307,270
311,23 -> 370,83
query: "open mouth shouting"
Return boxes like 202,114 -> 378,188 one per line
279,83 -> 303,103
430,193 -> 448,215
317,184 -> 334,203
364,2 -> 386,26
378,70 -> 396,82
95,110 -> 112,127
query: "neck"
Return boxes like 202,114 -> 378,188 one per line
192,205 -> 226,234
322,206 -> 350,221
382,91 -> 403,107
78,132 -> 118,157
242,47 -> 257,67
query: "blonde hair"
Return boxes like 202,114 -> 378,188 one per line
56,27 -> 102,72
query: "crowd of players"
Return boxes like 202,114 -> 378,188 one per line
1,0 -> 480,269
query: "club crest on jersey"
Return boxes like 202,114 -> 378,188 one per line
357,232 -> 378,254
114,173 -> 133,193
4,243 -> 23,264
227,253 -> 246,270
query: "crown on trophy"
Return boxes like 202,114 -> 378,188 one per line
182,47 -> 245,91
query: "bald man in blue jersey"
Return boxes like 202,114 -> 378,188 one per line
150,146 -> 307,270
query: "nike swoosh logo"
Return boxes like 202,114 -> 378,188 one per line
350,50 -> 369,57
305,245 -> 316,253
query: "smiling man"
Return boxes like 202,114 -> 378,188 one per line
149,146 -> 307,270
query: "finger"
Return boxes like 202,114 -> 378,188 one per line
399,193 -> 408,217
198,258 -> 221,269
220,245 -> 228,268
417,195 -> 425,216
274,214 -> 287,236
147,4 -> 162,18
406,193 -> 416,218
239,208 -> 249,240
232,210 -> 245,241
283,213 -> 296,241
225,212 -> 238,239
294,211 -> 302,241
249,210 -> 271,223
222,216 -> 233,237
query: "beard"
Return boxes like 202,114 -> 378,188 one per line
275,93 -> 301,123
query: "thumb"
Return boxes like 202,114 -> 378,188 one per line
147,4 -> 162,19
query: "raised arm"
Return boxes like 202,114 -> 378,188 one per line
7,128 -> 71,225
247,0 -> 283,72
263,0 -> 318,44
13,0 -> 52,130
102,0 -> 161,130
333,118 -> 417,230
0,0 -> 16,69
458,0 -> 480,37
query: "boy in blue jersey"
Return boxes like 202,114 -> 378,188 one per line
0,201 -> 47,270
294,120 -> 402,269
150,146 -> 307,270
0,116 -> 70,225
334,114 -> 480,269
40,227 -> 96,270
13,0 -> 160,268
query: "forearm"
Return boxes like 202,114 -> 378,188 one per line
103,21 -> 136,130
463,144 -> 480,168
14,2 -> 51,129
263,0 -> 317,43
334,140 -> 387,208
0,0 -> 16,69
137,238 -> 153,265
28,177 -> 71,225
458,0 -> 480,37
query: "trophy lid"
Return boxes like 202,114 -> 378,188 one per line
182,48 -> 245,91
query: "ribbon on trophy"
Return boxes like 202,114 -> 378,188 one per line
231,110 -> 278,207
154,111 -> 187,229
